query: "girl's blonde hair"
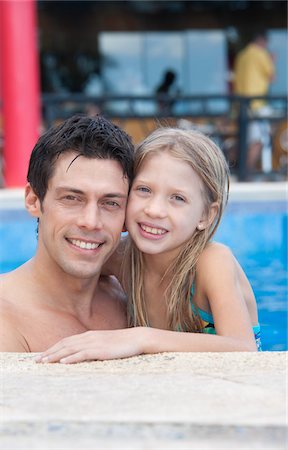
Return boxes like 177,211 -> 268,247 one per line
123,127 -> 230,332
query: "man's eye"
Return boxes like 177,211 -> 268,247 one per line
64,195 -> 78,201
104,201 -> 120,208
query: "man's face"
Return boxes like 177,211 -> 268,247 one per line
28,153 -> 129,279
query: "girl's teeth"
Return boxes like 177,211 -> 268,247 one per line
141,225 -> 166,235
71,239 -> 100,250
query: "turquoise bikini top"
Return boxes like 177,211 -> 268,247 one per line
190,285 -> 262,351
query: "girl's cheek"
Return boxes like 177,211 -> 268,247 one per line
125,204 -> 133,225
126,195 -> 137,214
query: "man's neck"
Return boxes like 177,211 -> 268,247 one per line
25,257 -> 100,318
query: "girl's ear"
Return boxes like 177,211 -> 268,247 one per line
122,223 -> 127,233
25,183 -> 41,218
197,202 -> 219,231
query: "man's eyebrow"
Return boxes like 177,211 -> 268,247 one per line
55,187 -> 127,198
104,193 -> 128,199
55,187 -> 84,195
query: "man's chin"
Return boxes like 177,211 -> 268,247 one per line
60,263 -> 102,280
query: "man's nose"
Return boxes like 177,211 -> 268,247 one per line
77,204 -> 103,230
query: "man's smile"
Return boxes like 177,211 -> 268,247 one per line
66,238 -> 104,250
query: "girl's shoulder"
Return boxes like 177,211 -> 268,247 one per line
198,241 -> 234,263
196,242 -> 237,285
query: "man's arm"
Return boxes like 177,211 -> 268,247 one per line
0,317 -> 30,352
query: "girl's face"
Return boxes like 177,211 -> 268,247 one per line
126,151 -> 210,260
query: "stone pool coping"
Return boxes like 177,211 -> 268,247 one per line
0,351 -> 286,449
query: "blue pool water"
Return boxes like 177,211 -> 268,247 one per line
215,201 -> 287,352
0,200 -> 287,351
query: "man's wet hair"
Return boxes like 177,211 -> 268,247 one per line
27,115 -> 134,202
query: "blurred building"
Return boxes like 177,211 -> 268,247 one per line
0,0 -> 287,183
38,0 -> 287,98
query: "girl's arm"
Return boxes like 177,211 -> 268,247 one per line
36,243 -> 257,364
194,242 -> 257,351
35,321 -> 255,364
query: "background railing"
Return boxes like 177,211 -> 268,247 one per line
41,93 -> 287,182
0,93 -> 286,187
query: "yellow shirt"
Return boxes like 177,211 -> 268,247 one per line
234,43 -> 275,110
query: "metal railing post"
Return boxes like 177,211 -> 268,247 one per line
238,98 -> 249,181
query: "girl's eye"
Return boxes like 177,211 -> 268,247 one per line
136,186 -> 151,193
172,195 -> 185,202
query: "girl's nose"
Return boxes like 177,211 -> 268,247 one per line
144,197 -> 167,219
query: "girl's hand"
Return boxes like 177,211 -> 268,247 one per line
35,328 -> 146,364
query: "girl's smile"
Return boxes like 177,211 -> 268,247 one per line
138,221 -> 169,239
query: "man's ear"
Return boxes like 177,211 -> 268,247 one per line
25,183 -> 41,218
197,202 -> 219,231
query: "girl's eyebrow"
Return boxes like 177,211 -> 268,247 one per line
133,178 -> 150,184
134,179 -> 190,193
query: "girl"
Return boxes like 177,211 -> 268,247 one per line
37,127 -> 261,363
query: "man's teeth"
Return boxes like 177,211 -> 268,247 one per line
141,224 -> 166,235
71,239 -> 101,250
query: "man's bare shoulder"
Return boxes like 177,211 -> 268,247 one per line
0,267 -> 32,352
1,268 -> 23,305
1,261 -> 31,288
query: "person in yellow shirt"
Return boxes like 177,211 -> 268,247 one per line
234,30 -> 275,172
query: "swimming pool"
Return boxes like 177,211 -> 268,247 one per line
215,199 -> 287,351
0,185 -> 287,351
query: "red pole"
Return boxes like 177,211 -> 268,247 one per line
0,0 -> 40,187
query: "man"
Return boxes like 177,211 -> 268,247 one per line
234,30 -> 275,172
0,115 -> 134,352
